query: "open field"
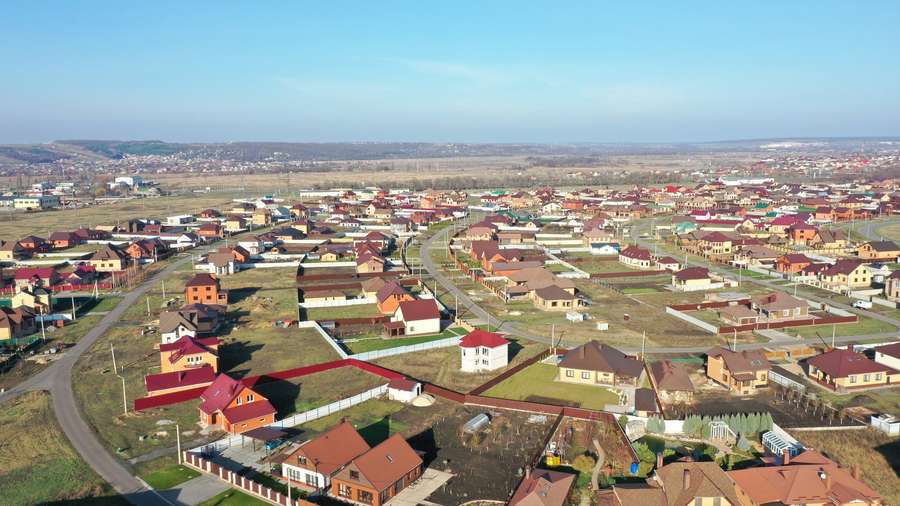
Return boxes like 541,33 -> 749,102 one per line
253,367 -> 386,419
0,192 -> 243,239
303,303 -> 382,321
0,391 -> 125,505
484,362 -> 620,409
342,327 -> 467,354
218,326 -> 340,378
372,336 -> 547,392
789,428 -> 900,506
783,316 -> 897,340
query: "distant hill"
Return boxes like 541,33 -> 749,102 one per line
55,140 -> 191,158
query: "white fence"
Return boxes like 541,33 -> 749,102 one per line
299,297 -> 375,309
272,384 -> 388,428
665,306 -> 718,334
237,261 -> 301,269
352,336 -> 462,361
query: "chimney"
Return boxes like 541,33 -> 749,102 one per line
852,463 -> 860,481
656,452 -> 664,469
782,448 -> 791,466
682,468 -> 691,490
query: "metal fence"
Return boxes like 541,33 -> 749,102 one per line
297,321 -> 348,359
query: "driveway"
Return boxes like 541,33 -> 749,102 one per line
389,468 -> 454,506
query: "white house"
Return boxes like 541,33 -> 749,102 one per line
392,299 -> 441,336
159,311 -> 198,344
459,329 -> 509,372
387,378 -> 422,403
237,239 -> 265,255
590,242 -> 620,256
873,342 -> 900,371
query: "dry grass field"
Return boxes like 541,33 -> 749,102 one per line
0,192 -> 241,239
0,391 -> 125,505
790,428 -> 900,505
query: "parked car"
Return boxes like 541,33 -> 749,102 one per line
852,299 -> 873,309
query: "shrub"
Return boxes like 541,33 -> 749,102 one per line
572,454 -> 597,475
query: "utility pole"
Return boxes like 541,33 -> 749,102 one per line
176,424 -> 182,464
38,306 -> 46,343
111,343 -> 118,373
70,292 -> 76,321
832,324 -> 836,349
641,331 -> 646,361
146,296 -> 151,317
161,280 -> 166,299
119,375 -> 127,415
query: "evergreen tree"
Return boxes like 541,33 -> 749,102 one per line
760,412 -> 774,432
736,433 -> 751,451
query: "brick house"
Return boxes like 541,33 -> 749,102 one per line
706,347 -> 769,395
89,244 -> 129,272
184,273 -> 229,305
330,434 -> 423,506
282,421 -> 371,490
199,374 -> 276,434
159,335 -> 220,374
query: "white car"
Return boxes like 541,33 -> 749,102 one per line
852,300 -> 873,309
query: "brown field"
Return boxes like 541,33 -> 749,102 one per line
789,428 -> 900,505
0,192 -> 241,239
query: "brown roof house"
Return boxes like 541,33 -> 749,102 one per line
89,244 -> 129,272
281,421 -> 371,490
330,434 -> 424,506
558,341 -> 645,387
649,359 -> 695,404
750,292 -> 808,321
728,449 -> 882,506
509,468 -> 576,506
706,347 -> 770,395
603,460 -> 741,506
806,348 -> 900,392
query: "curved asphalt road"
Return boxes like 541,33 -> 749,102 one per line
420,217 -> 900,354
0,255 -> 199,506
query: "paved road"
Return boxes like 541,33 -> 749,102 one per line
419,218 -> 900,355
0,255 -> 201,506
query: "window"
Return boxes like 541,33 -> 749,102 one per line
359,490 -> 374,504
247,394 -> 254,402
349,470 -> 360,480
298,456 -> 307,465
863,374 -> 870,382
876,373 -> 883,381
236,397 -> 242,405
305,474 -> 318,486
581,371 -> 590,379
566,370 -> 574,378
338,483 -> 352,498
850,375 -> 857,383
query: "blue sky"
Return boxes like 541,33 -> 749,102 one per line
2,1 -> 899,144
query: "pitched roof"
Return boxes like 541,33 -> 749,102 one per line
221,399 -> 276,424
728,449 -> 881,505
534,285 -> 577,301
345,434 -> 423,493
145,365 -> 216,393
199,374 -> 244,414
707,347 -> 769,376
874,341 -> 900,360
186,273 -> 220,288
807,348 -> 897,378
863,240 -> 900,252
559,341 -> 644,378
649,360 -> 694,392
674,267 -> 710,281
459,329 -> 509,349
285,421 -> 371,476
375,280 -> 407,303
509,469 -> 576,506
396,299 -> 440,322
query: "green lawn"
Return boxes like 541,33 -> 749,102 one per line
621,287 -> 659,294
199,489 -> 271,506
304,303 -> 383,321
295,399 -> 408,446
784,316 -> 897,340
139,464 -> 200,490
343,327 -> 465,354
253,367 -> 386,418
483,363 -> 620,410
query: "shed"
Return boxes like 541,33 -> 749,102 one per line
387,378 -> 422,403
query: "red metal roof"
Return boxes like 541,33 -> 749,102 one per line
397,299 -> 440,322
460,329 -> 509,348
145,365 -> 216,393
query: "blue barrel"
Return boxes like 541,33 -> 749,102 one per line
630,462 -> 639,474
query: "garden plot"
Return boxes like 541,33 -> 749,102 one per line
483,363 -> 620,410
